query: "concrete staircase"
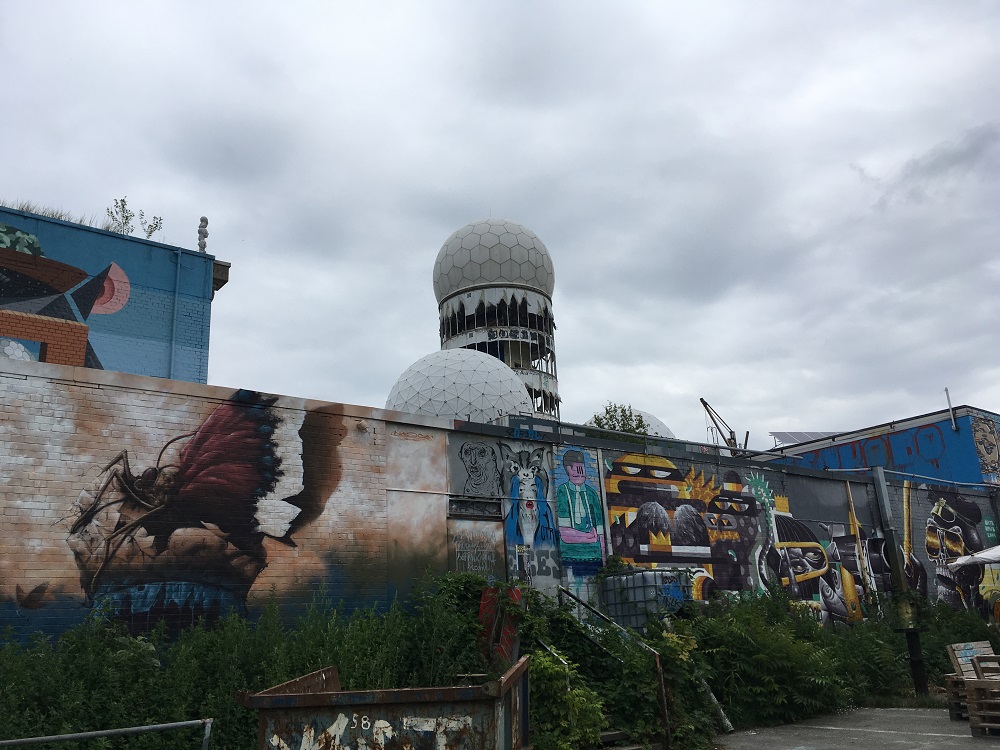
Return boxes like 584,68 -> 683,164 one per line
600,729 -> 663,750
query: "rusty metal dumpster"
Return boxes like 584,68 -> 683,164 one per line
238,655 -> 529,750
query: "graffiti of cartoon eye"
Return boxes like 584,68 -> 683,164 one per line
622,466 -> 642,475
650,470 -> 672,479
805,550 -> 824,565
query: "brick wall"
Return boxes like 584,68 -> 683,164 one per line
0,358 -> 449,637
0,310 -> 89,366
4,356 -> 998,638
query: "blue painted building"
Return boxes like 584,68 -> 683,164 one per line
0,206 -> 228,383
769,405 -> 1000,488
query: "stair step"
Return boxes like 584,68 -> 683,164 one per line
600,734 -> 661,750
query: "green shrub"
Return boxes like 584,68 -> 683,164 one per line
528,649 -> 606,750
2,577 -> 996,750
692,593 -> 849,727
0,576 -> 493,749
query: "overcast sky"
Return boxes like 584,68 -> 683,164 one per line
5,2 -> 1000,448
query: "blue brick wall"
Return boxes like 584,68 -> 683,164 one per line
0,207 -> 215,383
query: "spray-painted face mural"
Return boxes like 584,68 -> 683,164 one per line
554,446 -> 605,586
971,416 -> 1000,478
460,441 -> 502,498
603,453 -> 895,624
704,471 -> 760,592
924,489 -> 987,612
498,443 -> 560,592
605,453 -> 749,601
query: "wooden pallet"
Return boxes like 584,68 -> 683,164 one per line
945,641 -> 996,722
967,678 -> 1000,737
946,673 -> 969,720
974,655 -> 1000,679
947,640 -> 995,679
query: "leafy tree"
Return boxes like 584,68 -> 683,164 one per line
105,196 -> 163,240
590,402 -> 650,435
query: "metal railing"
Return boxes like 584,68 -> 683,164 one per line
558,586 -> 735,743
0,719 -> 213,749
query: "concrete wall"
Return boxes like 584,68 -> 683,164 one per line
0,207 -> 216,382
2,358 -> 998,640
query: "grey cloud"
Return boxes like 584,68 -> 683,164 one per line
159,114 -> 300,186
6,2 -> 1000,451
876,124 -> 1000,209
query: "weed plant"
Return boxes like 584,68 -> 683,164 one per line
1,573 -> 997,750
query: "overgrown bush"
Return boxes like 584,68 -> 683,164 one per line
513,587 -> 717,749
692,593 -> 849,726
690,587 -> 1000,730
914,601 -> 999,682
0,575 -> 492,749
528,649 -> 606,750
2,574 -> 997,750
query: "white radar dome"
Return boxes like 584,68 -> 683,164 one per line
585,408 -> 676,439
634,410 -> 676,439
385,348 -> 533,423
433,218 -> 554,304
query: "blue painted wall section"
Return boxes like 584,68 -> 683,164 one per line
0,207 -> 216,383
785,413 -> 993,485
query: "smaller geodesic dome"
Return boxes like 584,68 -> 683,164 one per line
0,338 -> 35,362
634,410 -> 676,439
585,408 -> 676,438
385,349 -> 533,424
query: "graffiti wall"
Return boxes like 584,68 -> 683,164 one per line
785,412 -> 998,486
971,412 -> 1000,485
0,359 -> 447,637
885,480 -> 1000,618
447,436 -> 562,594
602,449 -> 901,622
0,207 -> 219,383
5,356 -> 999,640
553,445 -> 605,591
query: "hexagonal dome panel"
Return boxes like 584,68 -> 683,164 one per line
0,338 -> 35,362
433,218 -> 555,303
385,349 -> 533,423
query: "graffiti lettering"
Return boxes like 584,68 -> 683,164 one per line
534,549 -> 553,576
453,531 -> 500,574
508,428 -> 543,442
390,431 -> 432,441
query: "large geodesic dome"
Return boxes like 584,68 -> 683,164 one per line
433,218 -> 554,304
385,349 -> 533,423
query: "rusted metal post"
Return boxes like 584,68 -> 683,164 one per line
0,719 -> 213,748
654,653 -> 673,749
